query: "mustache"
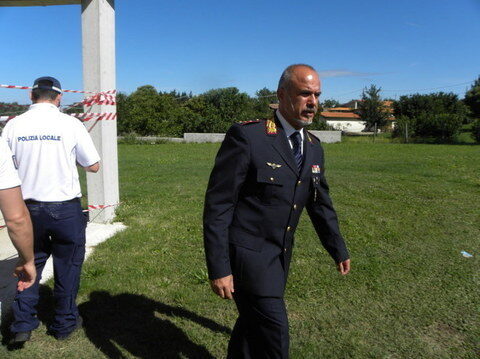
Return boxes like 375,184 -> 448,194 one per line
302,108 -> 317,113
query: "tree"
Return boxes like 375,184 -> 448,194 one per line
357,85 -> 390,131
253,87 -> 277,119
123,85 -> 162,135
116,92 -> 130,134
321,99 -> 340,109
464,75 -> 480,119
472,119 -> 480,143
393,92 -> 469,141
394,92 -> 468,120
0,102 -> 24,117
197,87 -> 257,132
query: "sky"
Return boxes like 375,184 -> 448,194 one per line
0,0 -> 479,105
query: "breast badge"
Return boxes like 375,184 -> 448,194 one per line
267,162 -> 282,169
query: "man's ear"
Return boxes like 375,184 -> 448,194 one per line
277,87 -> 284,103
29,91 -> 33,102
56,93 -> 63,106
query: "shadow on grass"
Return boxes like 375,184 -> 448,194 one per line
3,287 -> 230,357
79,291 -> 231,359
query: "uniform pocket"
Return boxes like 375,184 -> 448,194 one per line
255,169 -> 286,205
229,226 -> 264,252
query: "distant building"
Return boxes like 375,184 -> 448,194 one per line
320,109 -> 364,132
321,100 -> 395,133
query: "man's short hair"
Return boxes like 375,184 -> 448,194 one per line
277,64 -> 317,91
31,77 -> 62,102
31,87 -> 60,102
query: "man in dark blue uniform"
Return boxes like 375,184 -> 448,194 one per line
203,64 -> 350,358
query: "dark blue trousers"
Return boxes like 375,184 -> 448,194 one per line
228,290 -> 289,359
10,199 -> 86,336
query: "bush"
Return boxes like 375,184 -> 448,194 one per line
309,116 -> 334,131
393,113 -> 463,142
472,119 -> 480,143
414,113 -> 463,141
392,116 -> 415,141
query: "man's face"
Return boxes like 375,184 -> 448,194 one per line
278,68 -> 321,129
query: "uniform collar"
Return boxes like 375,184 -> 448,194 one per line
276,110 -> 304,141
29,103 -> 60,111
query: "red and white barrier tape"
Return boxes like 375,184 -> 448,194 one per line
1,85 -> 117,123
0,203 -> 119,228
0,84 -> 31,91
0,103 -> 29,109
83,204 -> 118,212
83,92 -> 116,106
72,113 -> 117,121
1,84 -> 116,95
1,113 -> 117,123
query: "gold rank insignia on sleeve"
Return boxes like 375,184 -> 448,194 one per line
265,118 -> 277,135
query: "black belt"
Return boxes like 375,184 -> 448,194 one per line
25,198 -> 80,205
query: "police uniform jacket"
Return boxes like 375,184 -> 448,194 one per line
203,115 -> 349,297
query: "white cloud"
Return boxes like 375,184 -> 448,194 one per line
405,22 -> 422,28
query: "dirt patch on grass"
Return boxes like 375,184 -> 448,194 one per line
420,322 -> 466,355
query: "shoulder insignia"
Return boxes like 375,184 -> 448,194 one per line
265,118 -> 277,135
239,119 -> 260,125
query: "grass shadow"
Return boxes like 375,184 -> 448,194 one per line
79,291 -> 231,359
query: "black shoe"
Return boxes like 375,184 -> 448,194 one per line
9,331 -> 31,344
53,316 -> 83,341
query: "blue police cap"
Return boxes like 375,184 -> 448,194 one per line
32,76 -> 62,94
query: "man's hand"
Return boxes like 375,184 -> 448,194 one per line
14,258 -> 36,292
337,259 -> 351,275
210,274 -> 234,299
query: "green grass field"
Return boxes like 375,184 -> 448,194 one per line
1,141 -> 479,358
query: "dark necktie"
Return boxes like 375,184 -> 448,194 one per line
290,131 -> 303,172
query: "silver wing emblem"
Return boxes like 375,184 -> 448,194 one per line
267,162 -> 282,169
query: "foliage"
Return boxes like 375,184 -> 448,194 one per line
198,87 -> 257,132
392,115 -> 415,141
309,115 -> 334,130
464,75 -> 480,119
394,92 -> 468,120
357,85 -> 390,131
472,119 -> 480,143
393,92 -> 469,141
253,87 -> 277,119
414,113 -> 464,140
116,92 -> 130,134
321,98 -> 340,109
116,86 -> 264,136
0,101 -> 25,117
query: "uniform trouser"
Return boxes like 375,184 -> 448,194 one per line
227,290 -> 289,359
10,199 -> 86,336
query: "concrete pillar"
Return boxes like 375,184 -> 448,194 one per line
81,0 -> 119,223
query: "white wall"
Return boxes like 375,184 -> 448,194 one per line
327,120 -> 366,132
